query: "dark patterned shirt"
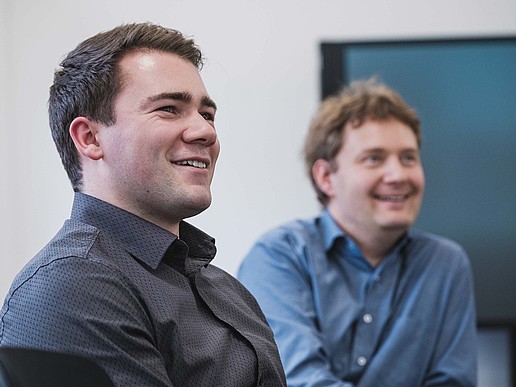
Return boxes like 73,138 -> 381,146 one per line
0,193 -> 286,386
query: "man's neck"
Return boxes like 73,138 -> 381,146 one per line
331,219 -> 406,268
80,189 -> 181,236
352,232 -> 404,267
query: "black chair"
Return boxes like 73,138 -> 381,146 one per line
0,347 -> 114,387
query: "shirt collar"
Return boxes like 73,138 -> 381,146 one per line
319,209 -> 347,251
71,192 -> 216,271
319,209 -> 411,270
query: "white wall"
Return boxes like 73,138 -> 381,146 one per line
1,0 -> 10,291
2,0 -> 516,301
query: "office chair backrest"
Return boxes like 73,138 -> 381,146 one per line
0,347 -> 114,387
0,357 -> 13,387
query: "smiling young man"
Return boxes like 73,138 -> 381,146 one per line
238,79 -> 477,386
0,23 -> 286,386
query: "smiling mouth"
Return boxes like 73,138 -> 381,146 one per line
174,160 -> 207,169
374,194 -> 408,202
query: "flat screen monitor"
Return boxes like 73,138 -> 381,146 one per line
320,37 -> 516,325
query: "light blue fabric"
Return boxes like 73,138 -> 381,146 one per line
238,210 -> 477,386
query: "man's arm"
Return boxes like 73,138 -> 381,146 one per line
424,255 -> 477,386
238,237 -> 354,387
0,257 -> 173,386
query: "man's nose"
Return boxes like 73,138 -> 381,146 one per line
182,113 -> 217,146
383,158 -> 407,183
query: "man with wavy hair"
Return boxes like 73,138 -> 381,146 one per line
239,79 -> 476,386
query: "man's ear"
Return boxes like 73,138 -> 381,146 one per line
312,159 -> 335,199
69,117 -> 103,160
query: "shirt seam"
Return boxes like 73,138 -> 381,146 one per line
0,229 -> 100,342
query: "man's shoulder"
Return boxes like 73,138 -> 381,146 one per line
31,219 -> 100,265
256,217 -> 317,248
7,220 -> 106,292
239,217 -> 322,277
409,229 -> 466,253
47,219 -> 100,254
407,228 -> 471,270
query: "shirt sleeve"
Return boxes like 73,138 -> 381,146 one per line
238,233 -> 355,387
423,252 -> 478,386
0,256 -> 174,387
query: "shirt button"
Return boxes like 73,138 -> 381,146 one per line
363,313 -> 373,324
357,356 -> 367,366
374,275 -> 381,282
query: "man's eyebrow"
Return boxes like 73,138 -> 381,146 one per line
360,146 -> 419,153
202,95 -> 217,112
140,92 -> 217,111
359,147 -> 386,154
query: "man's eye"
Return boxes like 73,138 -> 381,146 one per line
401,154 -> 418,164
158,106 -> 178,113
365,155 -> 381,164
200,112 -> 215,122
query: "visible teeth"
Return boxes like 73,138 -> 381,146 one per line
377,195 -> 405,201
175,160 -> 207,168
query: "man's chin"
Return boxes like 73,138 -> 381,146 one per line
379,219 -> 414,232
180,198 -> 212,220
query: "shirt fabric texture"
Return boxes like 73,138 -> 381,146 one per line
0,192 -> 286,387
238,210 -> 477,387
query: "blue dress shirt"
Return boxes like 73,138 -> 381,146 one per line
238,210 -> 477,386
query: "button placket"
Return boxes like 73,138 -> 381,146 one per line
350,271 -> 383,373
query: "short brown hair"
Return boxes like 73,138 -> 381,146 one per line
304,78 -> 421,205
49,22 -> 203,191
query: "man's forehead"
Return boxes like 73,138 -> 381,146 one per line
116,50 -> 214,107
342,119 -> 419,150
359,116 -> 417,141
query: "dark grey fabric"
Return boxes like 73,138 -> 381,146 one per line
0,193 -> 286,386
0,347 -> 114,386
